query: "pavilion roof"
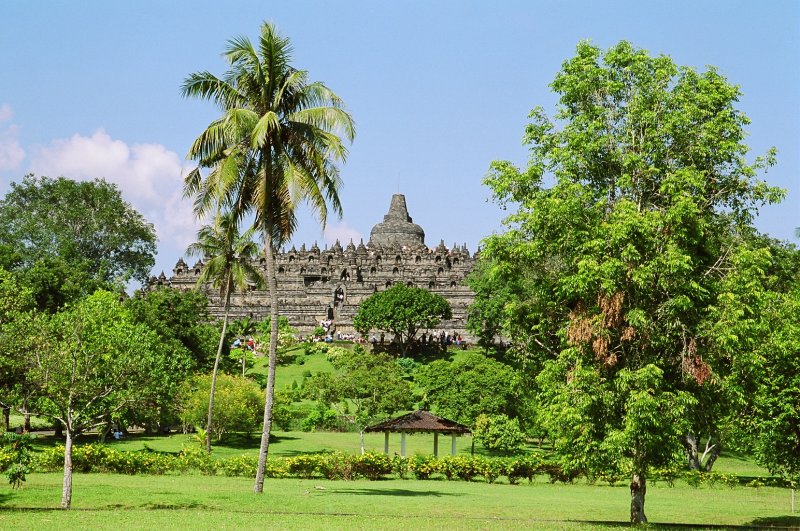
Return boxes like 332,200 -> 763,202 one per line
364,410 -> 471,434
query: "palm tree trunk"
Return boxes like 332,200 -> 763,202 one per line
206,281 -> 233,453
254,241 -> 279,493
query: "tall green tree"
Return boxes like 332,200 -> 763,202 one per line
479,41 -> 783,522
0,175 -> 156,303
353,284 -> 452,356
181,22 -> 355,493
27,291 -> 180,509
0,267 -> 35,431
416,352 -> 523,427
187,211 -> 262,452
124,287 -> 218,372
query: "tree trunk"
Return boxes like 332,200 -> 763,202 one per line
703,442 -> 721,472
61,429 -> 74,509
630,473 -> 647,523
2,406 -> 9,432
22,399 -> 31,432
683,432 -> 700,470
207,284 -> 232,453
254,241 -> 279,494
360,430 -> 365,455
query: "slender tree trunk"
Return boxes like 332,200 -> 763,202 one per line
703,444 -> 721,472
360,429 -> 365,455
630,472 -> 647,523
683,432 -> 700,470
255,241 -> 279,493
61,428 -> 74,509
207,284 -> 232,453
22,398 -> 31,432
2,406 -> 9,432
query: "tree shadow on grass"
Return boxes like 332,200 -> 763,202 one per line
568,520 -> 772,529
747,515 -> 800,528
216,432 -> 298,450
326,487 -> 462,497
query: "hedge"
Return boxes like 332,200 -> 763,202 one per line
18,444 -> 785,487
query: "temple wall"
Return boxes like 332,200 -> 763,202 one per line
153,194 -> 477,340
158,241 -> 477,339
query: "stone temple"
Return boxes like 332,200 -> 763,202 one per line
153,194 -> 476,338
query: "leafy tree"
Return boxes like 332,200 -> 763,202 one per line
749,284 -> 800,487
125,287 -> 218,371
704,243 -> 800,484
0,175 -> 156,296
26,291 -> 180,509
182,22 -> 354,493
187,211 -> 263,452
305,346 -> 413,452
353,284 -> 452,356
473,414 -> 526,455
0,267 -> 35,431
416,352 -> 522,427
178,373 -> 263,440
480,40 -> 783,522
0,432 -> 34,488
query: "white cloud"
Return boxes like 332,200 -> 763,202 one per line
27,129 -> 201,255
0,104 -> 13,123
323,220 -> 363,246
0,104 -> 25,171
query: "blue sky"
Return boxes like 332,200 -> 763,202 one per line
1,0 -> 797,283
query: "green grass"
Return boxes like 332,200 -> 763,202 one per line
249,345 -> 336,391
30,430 -> 485,460
1,473 -> 797,529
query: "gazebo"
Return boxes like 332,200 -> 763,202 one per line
364,410 -> 471,457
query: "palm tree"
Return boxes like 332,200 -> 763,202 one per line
181,22 -> 355,492
187,210 -> 262,453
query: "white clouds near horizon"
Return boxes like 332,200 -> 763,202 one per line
323,220 -> 363,247
26,129 -> 200,255
0,104 -> 25,172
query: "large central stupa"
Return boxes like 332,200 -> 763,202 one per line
369,194 -> 426,248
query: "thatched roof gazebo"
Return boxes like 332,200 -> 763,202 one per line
365,410 -> 471,457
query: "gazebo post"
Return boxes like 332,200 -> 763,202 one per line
401,432 -> 406,457
384,431 -> 389,454
434,432 -> 439,457
451,433 -> 456,456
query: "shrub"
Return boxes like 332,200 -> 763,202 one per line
304,341 -> 329,356
352,452 -> 393,480
178,374 -> 263,440
301,404 -> 338,432
473,414 -> 526,455
408,454 -> 438,480
220,455 -> 258,477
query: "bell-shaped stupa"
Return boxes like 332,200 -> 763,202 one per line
368,194 -> 425,248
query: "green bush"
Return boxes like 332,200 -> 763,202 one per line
178,374 -> 263,440
220,455 -> 258,477
408,454 -> 437,480
473,414 -> 526,455
352,452 -> 394,480
175,446 -> 217,475
301,404 -> 338,432
304,341 -> 329,356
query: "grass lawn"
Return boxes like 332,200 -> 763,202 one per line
30,430 -> 487,460
1,473 -> 797,529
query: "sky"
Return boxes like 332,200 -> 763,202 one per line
1,0 -> 798,285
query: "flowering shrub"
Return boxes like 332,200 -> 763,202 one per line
26,443 -> 764,488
